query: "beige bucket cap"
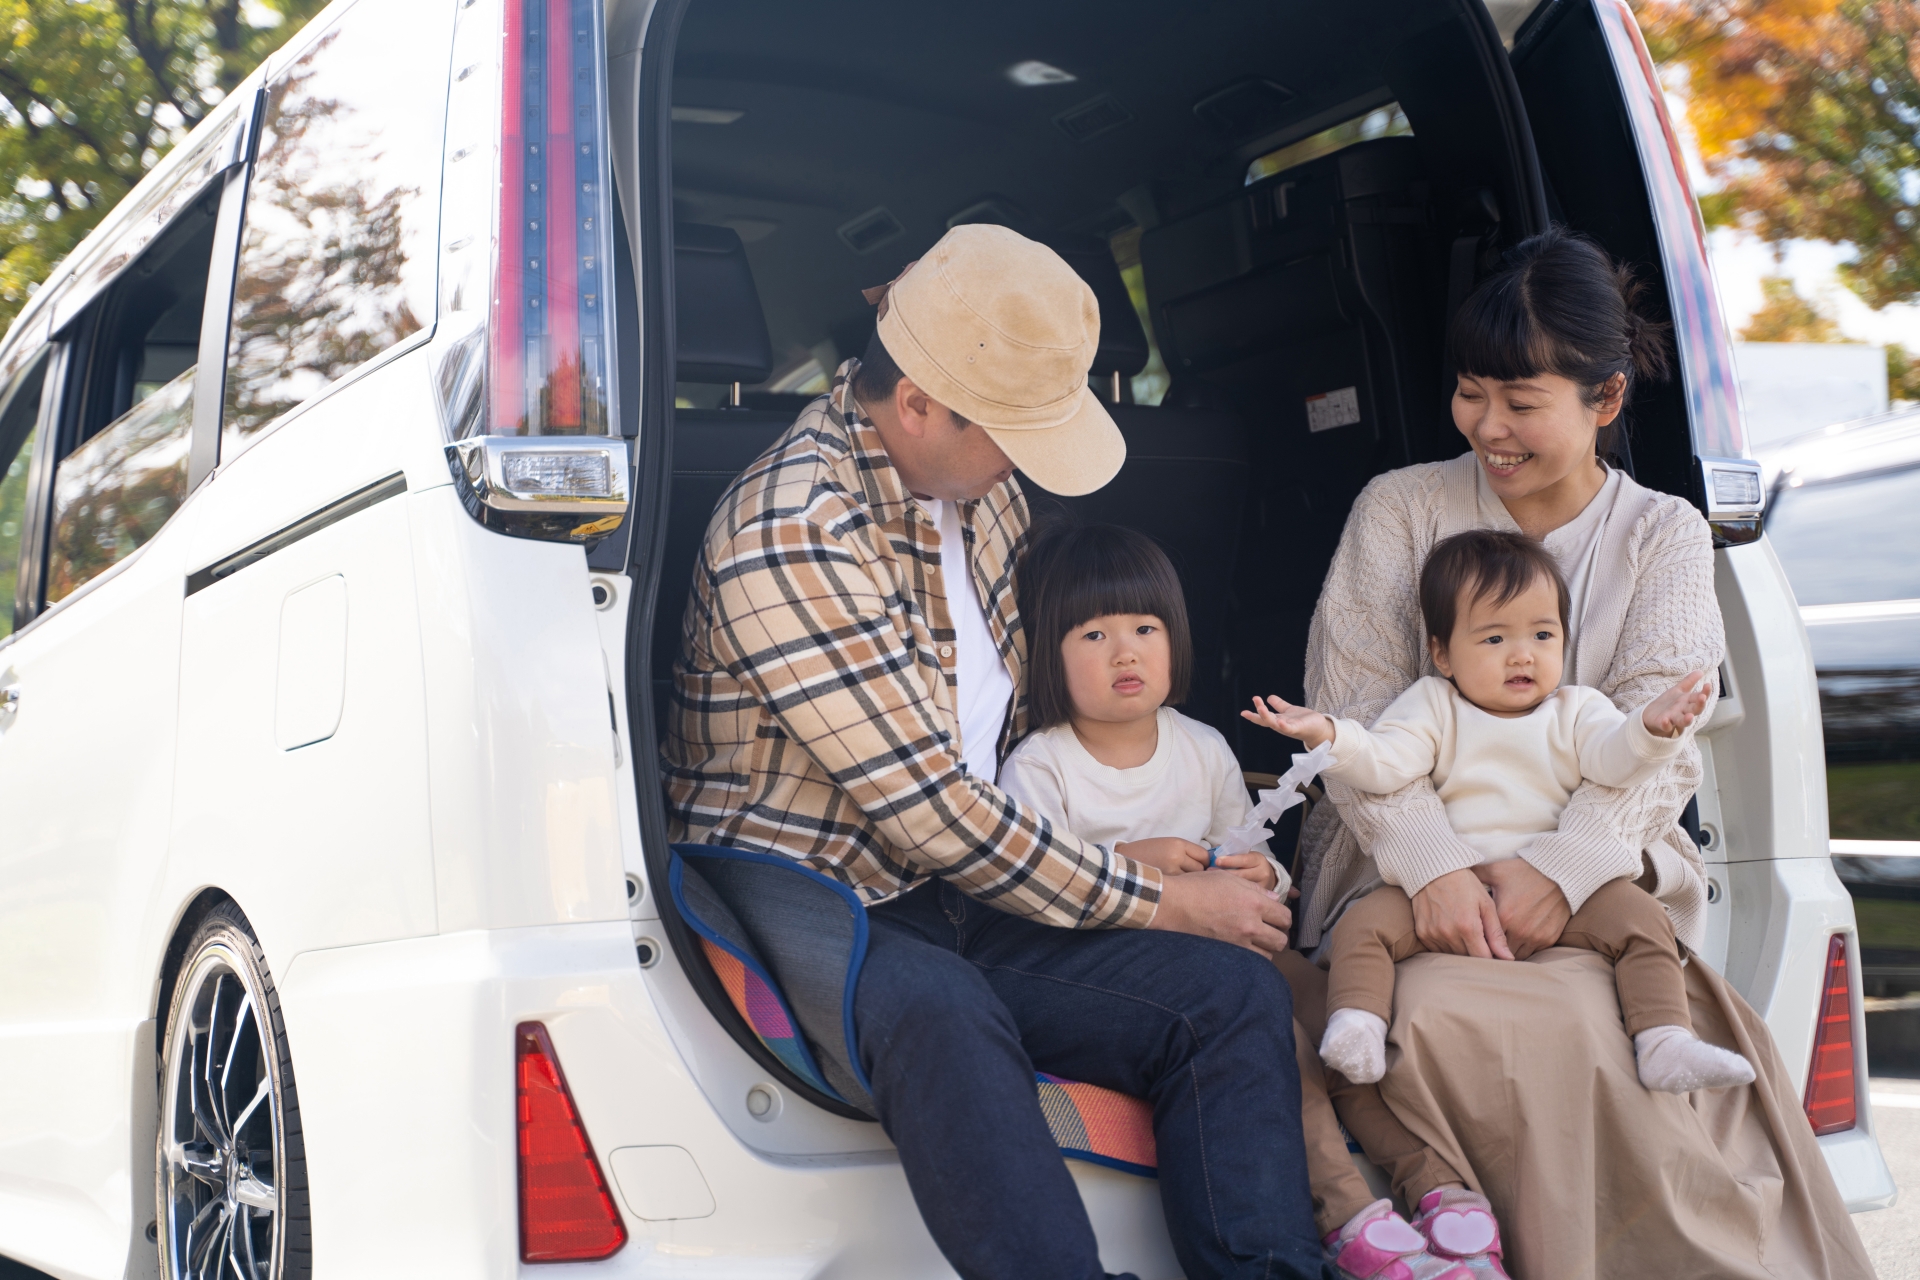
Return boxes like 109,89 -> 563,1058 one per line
871,223 -> 1125,497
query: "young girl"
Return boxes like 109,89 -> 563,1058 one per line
1244,529 -> 1752,1096
1004,522 -> 1491,1280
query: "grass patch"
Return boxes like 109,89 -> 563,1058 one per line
1851,898 -> 1920,951
1829,760 -> 1920,841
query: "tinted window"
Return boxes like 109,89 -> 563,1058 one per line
44,367 -> 193,604
1766,465 -> 1920,606
222,5 -> 445,455
0,354 -> 47,635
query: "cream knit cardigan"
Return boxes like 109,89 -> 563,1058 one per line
1296,452 -> 1725,952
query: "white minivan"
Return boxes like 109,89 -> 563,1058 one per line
0,0 -> 1894,1275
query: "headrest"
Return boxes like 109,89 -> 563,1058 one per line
674,223 -> 774,385
1043,234 -> 1150,380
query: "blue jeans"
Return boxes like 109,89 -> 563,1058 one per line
857,880 -> 1327,1280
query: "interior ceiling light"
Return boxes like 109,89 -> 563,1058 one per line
672,106 -> 744,124
1007,60 -> 1076,87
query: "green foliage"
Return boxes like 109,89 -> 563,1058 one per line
1637,0 -> 1920,309
1888,344 -> 1920,403
0,0 -> 329,338
1738,276 -> 1846,343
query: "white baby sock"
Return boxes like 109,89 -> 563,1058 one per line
1320,1008 -> 1389,1084
1633,1024 -> 1757,1093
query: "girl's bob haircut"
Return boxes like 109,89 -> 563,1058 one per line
1022,523 -> 1192,730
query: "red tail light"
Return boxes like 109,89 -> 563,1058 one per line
516,1022 -> 626,1261
489,0 -> 616,437
1804,935 -> 1858,1136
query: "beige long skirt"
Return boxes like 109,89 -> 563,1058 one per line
1380,948 -> 1874,1280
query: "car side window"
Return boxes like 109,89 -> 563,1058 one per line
1766,465 -> 1920,607
42,185 -> 222,607
0,353 -> 48,636
221,4 -> 445,458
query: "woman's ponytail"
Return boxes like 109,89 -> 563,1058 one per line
1617,265 -> 1674,385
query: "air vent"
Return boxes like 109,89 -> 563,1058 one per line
837,207 -> 906,254
1193,77 -> 1298,138
1053,94 -> 1133,144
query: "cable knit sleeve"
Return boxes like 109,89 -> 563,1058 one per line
1304,470 -> 1484,895
1520,500 -> 1724,918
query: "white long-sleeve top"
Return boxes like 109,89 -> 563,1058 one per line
1001,708 -> 1290,895
1323,676 -> 1685,866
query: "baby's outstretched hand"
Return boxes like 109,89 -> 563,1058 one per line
1642,670 -> 1711,738
1239,695 -> 1335,750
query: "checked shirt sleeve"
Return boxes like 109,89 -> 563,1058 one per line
706,513 -> 1162,929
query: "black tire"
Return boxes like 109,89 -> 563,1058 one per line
155,903 -> 311,1279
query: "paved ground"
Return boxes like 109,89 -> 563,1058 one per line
1859,1009 -> 1920,1279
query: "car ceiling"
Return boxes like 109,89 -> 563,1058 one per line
670,0 -> 1483,379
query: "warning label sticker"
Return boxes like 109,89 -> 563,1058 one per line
1305,386 -> 1361,433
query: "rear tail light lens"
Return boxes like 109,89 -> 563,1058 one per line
1804,934 -> 1858,1137
489,0 -> 617,437
516,1022 -> 626,1261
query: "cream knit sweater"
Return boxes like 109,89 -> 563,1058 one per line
1296,453 -> 1725,951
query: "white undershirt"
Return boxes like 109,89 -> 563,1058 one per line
1474,460 -> 1622,654
929,498 -> 1014,783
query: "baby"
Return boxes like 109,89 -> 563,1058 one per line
1244,528 -> 1755,1095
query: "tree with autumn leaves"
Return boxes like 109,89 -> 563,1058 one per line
1634,0 -> 1920,310
0,0 -> 327,334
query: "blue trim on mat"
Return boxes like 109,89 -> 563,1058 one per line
669,843 -> 874,1095
1057,1148 -> 1159,1179
667,852 -> 843,1101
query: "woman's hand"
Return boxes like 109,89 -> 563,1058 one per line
1411,868 -> 1515,960
1210,851 -> 1278,890
1475,859 -> 1572,959
1116,837 -> 1211,876
1239,695 -> 1335,749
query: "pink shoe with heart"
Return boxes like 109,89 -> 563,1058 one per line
1325,1199 -> 1476,1280
1412,1188 -> 1512,1279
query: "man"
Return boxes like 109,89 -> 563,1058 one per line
665,223 -> 1324,1280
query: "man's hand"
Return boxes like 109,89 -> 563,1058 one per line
1411,868 -> 1514,960
1116,837 -> 1211,876
1149,870 -> 1292,955
1642,670 -> 1710,738
1210,850 -> 1279,890
1475,859 -> 1571,959
1239,695 -> 1335,749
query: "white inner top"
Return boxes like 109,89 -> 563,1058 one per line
1474,459 -> 1623,649
931,498 -> 1014,783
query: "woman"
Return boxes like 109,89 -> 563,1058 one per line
1288,228 -> 1871,1279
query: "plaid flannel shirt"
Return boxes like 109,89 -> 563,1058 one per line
663,360 -> 1161,928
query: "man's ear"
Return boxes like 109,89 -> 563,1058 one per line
1428,633 -> 1454,678
893,376 -> 934,438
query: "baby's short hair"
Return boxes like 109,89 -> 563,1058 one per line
1419,529 -> 1570,645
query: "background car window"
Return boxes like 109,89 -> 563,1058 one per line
1766,465 -> 1920,606
221,7 -> 445,457
0,353 -> 48,636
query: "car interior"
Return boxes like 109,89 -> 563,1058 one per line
646,0 -> 1645,767
633,0 -> 1703,1106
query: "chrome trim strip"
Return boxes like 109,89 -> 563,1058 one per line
185,472 -> 407,596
